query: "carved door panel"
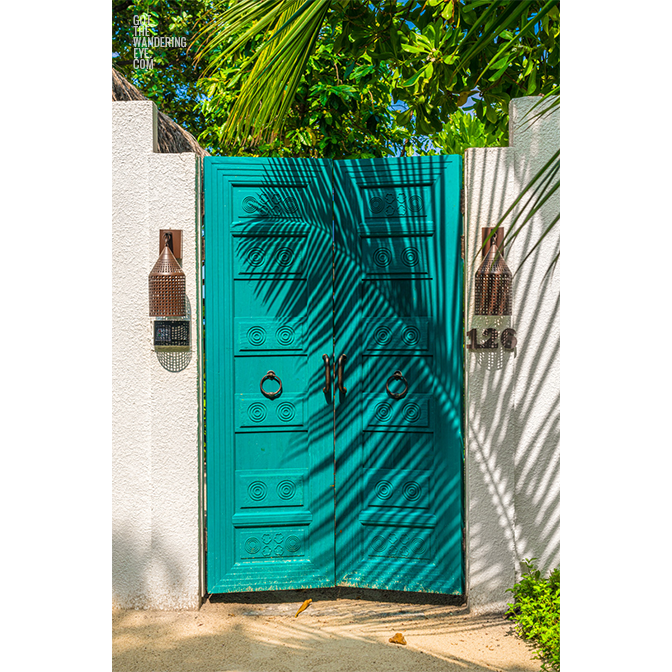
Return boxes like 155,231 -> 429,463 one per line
333,157 -> 464,594
204,158 -> 334,592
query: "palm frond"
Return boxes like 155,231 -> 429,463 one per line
516,90 -> 560,131
470,0 -> 559,85
515,213 -> 560,276
193,0 -> 330,143
454,0 -> 558,77
475,147 -> 560,272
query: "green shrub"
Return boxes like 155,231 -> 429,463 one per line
506,559 -> 560,672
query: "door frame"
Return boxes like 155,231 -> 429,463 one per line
203,156 -> 464,595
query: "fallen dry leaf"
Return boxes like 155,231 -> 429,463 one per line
295,599 -> 312,618
389,632 -> 407,645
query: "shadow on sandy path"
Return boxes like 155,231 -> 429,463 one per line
113,594 -> 538,672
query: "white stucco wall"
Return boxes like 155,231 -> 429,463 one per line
111,96 -> 556,612
112,101 -> 203,610
464,97 -> 560,613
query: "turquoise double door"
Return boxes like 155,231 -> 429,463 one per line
204,156 -> 463,595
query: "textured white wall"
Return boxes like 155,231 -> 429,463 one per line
111,97 -> 557,611
112,101 -> 202,610
465,97 -> 560,613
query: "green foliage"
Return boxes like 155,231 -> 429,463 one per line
427,110 -> 505,157
506,559 -> 560,672
196,12 -> 411,158
112,0 -> 212,142
114,1 -> 412,157
112,1 -> 559,160
195,0 -> 559,147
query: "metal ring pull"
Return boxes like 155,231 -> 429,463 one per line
385,370 -> 408,400
260,370 -> 282,399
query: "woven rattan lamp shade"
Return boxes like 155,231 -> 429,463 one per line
149,244 -> 186,317
475,237 -> 512,316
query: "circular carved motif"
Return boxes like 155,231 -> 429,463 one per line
275,325 -> 296,346
275,247 -> 294,267
275,402 -> 296,423
375,480 -> 393,500
403,403 -> 421,423
274,545 -> 285,557
369,196 -> 385,214
286,535 -> 301,553
242,196 -> 259,213
402,326 -> 420,346
247,247 -> 266,267
247,326 -> 267,347
372,247 -> 392,268
373,325 -> 392,346
403,481 -> 422,502
401,246 -> 419,267
284,196 -> 299,213
408,194 -> 424,213
244,537 -> 261,554
409,536 -> 427,556
374,402 -> 392,422
248,481 -> 267,501
371,535 -> 387,553
247,402 -> 267,423
276,479 -> 296,500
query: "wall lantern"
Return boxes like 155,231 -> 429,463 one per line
475,227 -> 512,316
149,232 -> 186,317
149,231 -> 190,355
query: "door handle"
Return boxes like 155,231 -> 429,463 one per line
322,354 -> 332,404
337,354 -> 347,395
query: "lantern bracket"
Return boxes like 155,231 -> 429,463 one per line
159,229 -> 182,261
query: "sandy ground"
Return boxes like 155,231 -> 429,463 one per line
113,588 -> 540,672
